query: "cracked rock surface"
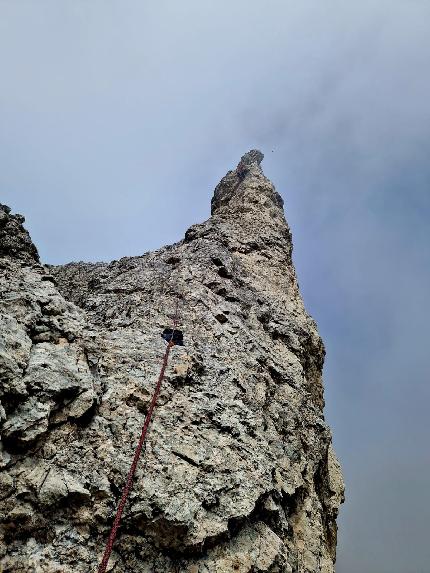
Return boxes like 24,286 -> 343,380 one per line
0,151 -> 344,572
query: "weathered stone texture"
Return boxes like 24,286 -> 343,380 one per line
0,151 -> 343,572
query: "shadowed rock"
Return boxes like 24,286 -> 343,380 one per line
0,203 -> 39,263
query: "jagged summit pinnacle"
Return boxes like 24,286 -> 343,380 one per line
238,149 -> 264,168
211,149 -> 283,215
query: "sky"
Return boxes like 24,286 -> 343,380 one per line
1,1 -> 430,571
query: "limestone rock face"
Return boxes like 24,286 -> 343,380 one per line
0,152 -> 344,572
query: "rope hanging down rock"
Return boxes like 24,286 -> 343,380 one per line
97,300 -> 181,573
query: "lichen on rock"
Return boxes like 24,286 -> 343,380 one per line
0,152 -> 344,572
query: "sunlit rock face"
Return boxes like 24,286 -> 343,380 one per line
0,152 -> 344,572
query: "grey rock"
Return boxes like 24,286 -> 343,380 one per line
0,203 -> 39,263
2,397 -> 50,445
239,148 -> 264,167
0,151 -> 344,572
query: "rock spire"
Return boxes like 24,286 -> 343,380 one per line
0,152 -> 344,572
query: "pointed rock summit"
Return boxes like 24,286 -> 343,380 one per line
211,149 -> 283,215
0,153 -> 343,572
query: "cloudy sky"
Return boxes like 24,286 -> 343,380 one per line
1,2 -> 429,571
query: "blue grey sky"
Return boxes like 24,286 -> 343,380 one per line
1,2 -> 429,571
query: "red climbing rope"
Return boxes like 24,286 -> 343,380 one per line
97,303 -> 180,573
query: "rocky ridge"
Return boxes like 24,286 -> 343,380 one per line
0,152 -> 344,572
